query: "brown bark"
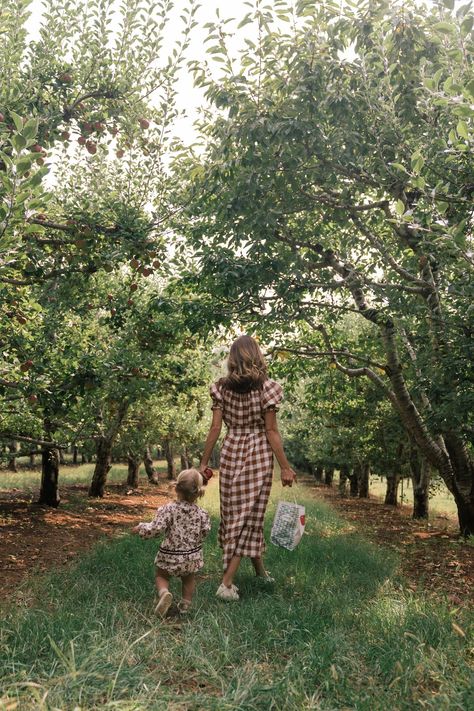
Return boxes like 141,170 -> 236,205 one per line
164,439 -> 176,480
7,441 -> 18,472
348,468 -> 359,497
339,464 -> 349,497
358,463 -> 370,498
72,445 -> 78,465
409,448 -> 430,519
143,446 -> 159,484
38,447 -> 60,507
89,401 -> 128,498
314,465 -> 323,483
126,453 -> 141,488
324,467 -> 334,487
384,472 -> 401,506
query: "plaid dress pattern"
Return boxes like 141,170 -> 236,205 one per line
211,378 -> 283,569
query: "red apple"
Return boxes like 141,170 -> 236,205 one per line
152,260 -> 160,269
28,394 -> 38,404
36,213 -> 47,221
131,367 -> 140,375
94,122 -> 105,132
36,157 -> 45,166
20,359 -> 34,371
110,126 -> 119,136
85,140 -> 97,155
130,283 -> 138,292
116,149 -> 124,158
127,299 -> 134,306
139,118 -> 150,130
83,122 -> 92,133
61,130 -> 70,141
0,112 -> 5,123
31,144 -> 43,153
130,258 -> 139,270
17,315 -> 27,325
78,136 -> 86,145
107,294 -> 113,301
142,268 -> 152,277
59,72 -> 73,83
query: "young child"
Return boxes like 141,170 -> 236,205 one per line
134,468 -> 211,617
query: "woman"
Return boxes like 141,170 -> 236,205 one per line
199,334 -> 297,601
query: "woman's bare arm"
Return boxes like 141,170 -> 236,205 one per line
264,410 -> 297,487
199,408 -> 223,471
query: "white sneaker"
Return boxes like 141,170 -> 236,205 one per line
154,590 -> 173,618
216,583 -> 240,601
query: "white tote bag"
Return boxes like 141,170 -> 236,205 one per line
270,497 -> 306,551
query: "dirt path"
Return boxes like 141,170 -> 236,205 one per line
0,481 -> 171,599
304,477 -> 474,607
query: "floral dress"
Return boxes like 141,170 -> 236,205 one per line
210,378 -> 283,569
137,501 -> 211,576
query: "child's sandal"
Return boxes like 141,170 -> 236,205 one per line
154,590 -> 173,618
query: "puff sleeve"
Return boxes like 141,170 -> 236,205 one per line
261,379 -> 283,412
210,381 -> 223,410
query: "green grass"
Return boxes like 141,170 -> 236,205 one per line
0,461 -> 172,493
1,482 -> 473,710
367,476 -> 458,518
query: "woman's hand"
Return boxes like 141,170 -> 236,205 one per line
198,462 -> 208,475
281,467 -> 297,487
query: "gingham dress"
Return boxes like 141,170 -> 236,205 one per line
211,378 -> 283,569
137,501 -> 211,576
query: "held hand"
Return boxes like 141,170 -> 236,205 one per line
281,467 -> 297,487
198,463 -> 208,475
132,524 -> 141,534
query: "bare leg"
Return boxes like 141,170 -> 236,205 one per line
181,573 -> 196,603
222,555 -> 242,587
155,567 -> 170,596
251,556 -> 267,577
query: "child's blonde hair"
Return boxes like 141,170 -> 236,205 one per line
175,468 -> 205,502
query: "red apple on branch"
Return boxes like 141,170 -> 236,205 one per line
85,140 -> 97,155
20,359 -> 34,372
139,118 -> 150,130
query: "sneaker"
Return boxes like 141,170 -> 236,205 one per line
154,590 -> 173,618
216,583 -> 240,601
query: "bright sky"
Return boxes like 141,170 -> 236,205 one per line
26,0 -> 261,144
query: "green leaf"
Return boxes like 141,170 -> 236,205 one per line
460,16 -> 473,36
456,120 -> 469,140
22,118 -> 38,140
390,162 -> 409,174
395,199 -> 405,216
10,111 -> 24,132
11,134 -> 27,152
433,21 -> 456,34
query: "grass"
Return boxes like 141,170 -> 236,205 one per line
1,482 -> 473,709
0,462 -> 171,492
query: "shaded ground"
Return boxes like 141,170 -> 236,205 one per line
0,480 -> 171,598
305,477 -> 474,607
2,473 -> 473,609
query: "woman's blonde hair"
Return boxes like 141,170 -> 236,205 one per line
175,468 -> 205,502
222,334 -> 267,393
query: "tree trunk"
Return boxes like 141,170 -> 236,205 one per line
143,446 -> 159,484
126,453 -> 141,488
324,467 -> 334,487
38,447 -> 60,507
409,448 -> 430,519
7,442 -> 18,472
88,401 -> 128,498
314,466 -> 323,483
81,452 -> 86,464
348,468 -> 359,497
89,437 -> 113,497
72,445 -> 78,465
29,450 -> 36,467
59,448 -> 66,465
164,439 -> 176,480
339,464 -> 349,497
358,463 -> 370,498
384,472 -> 401,506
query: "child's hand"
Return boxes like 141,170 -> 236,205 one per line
132,524 -> 141,534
